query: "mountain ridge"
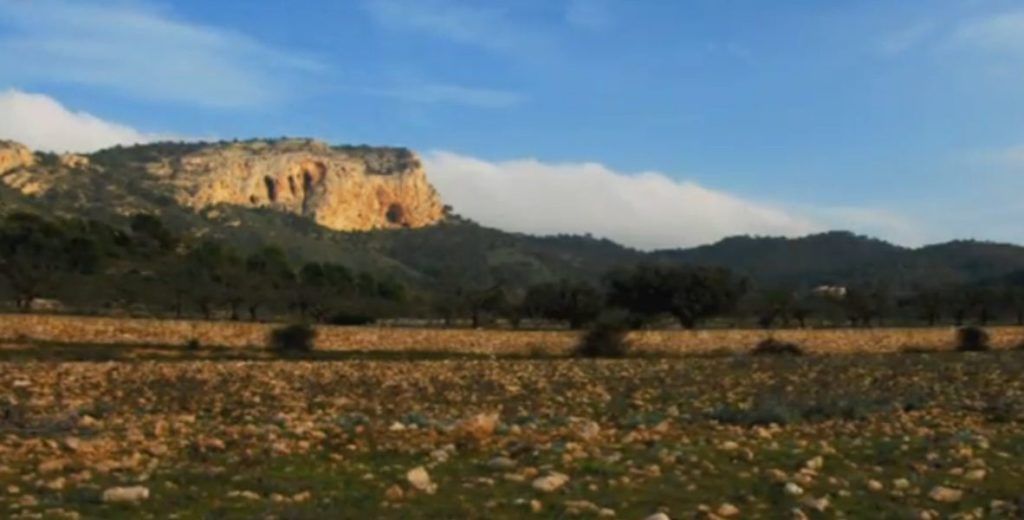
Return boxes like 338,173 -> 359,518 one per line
3,138 -> 1024,293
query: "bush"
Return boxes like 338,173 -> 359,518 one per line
185,338 -> 201,351
573,313 -> 631,358
327,311 -> 375,326
269,323 -> 317,354
956,326 -> 990,352
751,338 -> 805,356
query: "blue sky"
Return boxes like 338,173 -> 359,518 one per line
1,0 -> 1023,248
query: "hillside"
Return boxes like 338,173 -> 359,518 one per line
657,232 -> 1024,290
3,138 -> 1024,298
0,139 -> 645,295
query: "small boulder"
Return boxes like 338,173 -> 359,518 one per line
406,466 -> 437,494
784,482 -> 805,496
928,486 -> 962,503
532,472 -> 570,493
102,486 -> 150,504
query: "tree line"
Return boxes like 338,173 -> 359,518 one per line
0,212 -> 406,322
2,211 -> 1024,329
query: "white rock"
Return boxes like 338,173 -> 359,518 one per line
784,482 -> 804,496
532,472 -> 570,493
102,486 -> 150,503
804,456 -> 824,470
488,456 -> 517,471
406,466 -> 437,494
800,496 -> 830,512
928,486 -> 963,503
644,514 -> 670,520
429,449 -> 449,463
717,503 -> 740,517
965,469 -> 986,481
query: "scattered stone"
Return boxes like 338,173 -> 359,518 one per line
965,469 -> 986,481
717,503 -> 740,517
430,449 -> 450,463
227,490 -> 261,500
77,415 -> 99,429
458,412 -> 500,441
867,479 -> 884,492
406,466 -> 437,494
384,484 -> 404,501
800,496 -> 830,512
102,486 -> 150,504
565,499 -> 600,514
644,513 -> 670,520
784,482 -> 805,496
574,420 -> 601,442
532,472 -> 570,493
928,486 -> 963,503
38,458 -> 68,474
804,456 -> 824,471
488,456 -> 517,471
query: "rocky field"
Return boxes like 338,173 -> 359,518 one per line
2,350 -> 1023,519
3,314 -> 1024,355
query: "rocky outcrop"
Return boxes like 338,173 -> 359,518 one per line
0,138 -> 447,232
151,139 -> 445,231
0,141 -> 47,195
0,140 -> 35,174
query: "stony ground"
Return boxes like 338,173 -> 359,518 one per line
1,351 -> 1023,519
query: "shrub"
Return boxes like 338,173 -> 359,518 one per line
751,338 -> 805,356
573,312 -> 631,358
956,326 -> 990,352
269,323 -> 317,354
327,311 -> 375,326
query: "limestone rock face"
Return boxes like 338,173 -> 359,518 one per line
0,138 -> 447,232
155,139 -> 445,231
0,141 -> 47,195
0,141 -> 35,174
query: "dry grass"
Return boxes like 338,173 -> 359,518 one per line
2,314 -> 1024,356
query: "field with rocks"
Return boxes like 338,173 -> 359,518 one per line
2,333 -> 1024,519
3,314 -> 1024,356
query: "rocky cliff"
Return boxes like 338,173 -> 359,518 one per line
0,140 -> 35,174
0,139 -> 447,231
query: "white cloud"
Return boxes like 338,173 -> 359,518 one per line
361,0 -> 548,56
0,89 -> 169,152
423,150 -> 823,249
566,0 -> 612,30
877,21 -> 937,55
954,10 -> 1024,54
972,143 -> 1024,169
0,0 -> 320,108
810,207 -> 927,247
364,83 -> 524,108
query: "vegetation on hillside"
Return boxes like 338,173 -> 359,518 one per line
5,142 -> 1024,326
4,208 -> 1024,329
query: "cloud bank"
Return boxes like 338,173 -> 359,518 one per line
0,89 -> 165,152
423,151 -> 822,249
